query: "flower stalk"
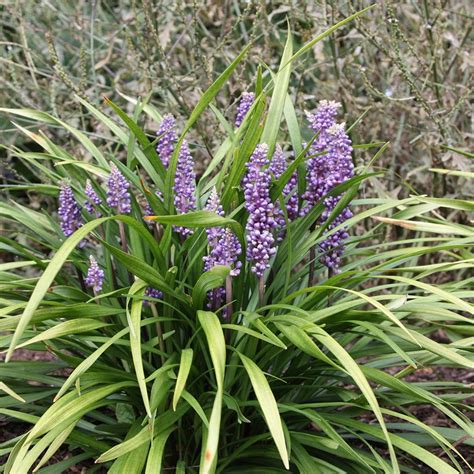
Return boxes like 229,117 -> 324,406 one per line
225,275 -> 233,321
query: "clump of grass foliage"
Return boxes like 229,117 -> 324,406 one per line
1,9 -> 473,474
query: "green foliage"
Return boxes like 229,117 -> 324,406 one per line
1,14 -> 473,474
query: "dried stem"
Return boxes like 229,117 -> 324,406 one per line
258,276 -> 265,307
309,246 -> 316,287
225,275 -> 233,321
118,221 -> 133,285
308,222 -> 317,287
93,288 -> 101,305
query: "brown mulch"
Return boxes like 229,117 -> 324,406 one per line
0,348 -> 58,362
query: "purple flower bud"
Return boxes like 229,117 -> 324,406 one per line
235,92 -> 255,127
145,287 -> 162,304
107,163 -> 131,214
156,114 -> 177,168
243,144 -> 277,277
84,179 -> 102,217
58,182 -> 83,238
173,140 -> 196,237
85,255 -> 104,293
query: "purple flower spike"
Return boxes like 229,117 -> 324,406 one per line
300,100 -> 342,216
107,163 -> 131,214
84,179 -> 102,217
58,182 -> 83,238
205,187 -> 224,217
302,100 -> 354,273
235,92 -> 255,127
156,114 -> 177,168
144,202 -> 153,217
319,206 -> 353,273
85,255 -> 104,293
324,123 -> 354,187
268,145 -> 299,239
203,189 -> 242,309
317,122 -> 354,272
144,202 -> 154,228
173,140 -> 196,237
243,144 -> 277,277
270,146 -> 289,235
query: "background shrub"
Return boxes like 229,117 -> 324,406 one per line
1,1 -> 472,196
0,2 -> 473,473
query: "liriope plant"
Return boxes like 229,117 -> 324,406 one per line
1,11 -> 473,474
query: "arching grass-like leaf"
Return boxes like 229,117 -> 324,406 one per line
145,210 -> 244,245
238,352 -> 290,470
198,311 -> 226,474
307,327 -> 400,473
145,427 -> 175,474
127,280 -> 152,418
260,25 -> 293,157
173,348 -> 193,411
12,319 -> 109,350
192,265 -> 230,310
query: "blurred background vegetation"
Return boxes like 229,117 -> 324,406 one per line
1,0 -> 472,200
